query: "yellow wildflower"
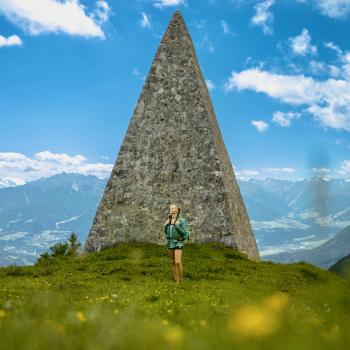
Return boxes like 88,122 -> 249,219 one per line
227,304 -> 280,337
163,325 -> 184,344
75,311 -> 86,322
199,320 -> 208,328
263,292 -> 289,312
0,309 -> 6,318
227,291 -> 289,338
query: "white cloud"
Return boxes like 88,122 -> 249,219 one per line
323,43 -> 350,80
236,169 -> 259,177
328,64 -> 342,78
324,41 -> 343,57
35,151 -> 87,165
234,168 -> 259,181
289,28 -> 317,56
250,0 -> 275,35
224,68 -> 316,104
308,60 -> 327,75
132,67 -> 145,81
263,167 -> 296,173
0,152 -> 27,162
206,80 -> 215,90
339,160 -> 350,176
199,34 -> 214,53
224,67 -> 350,132
272,111 -> 301,127
154,0 -> 186,9
0,176 -> 25,187
306,42 -> 348,78
0,0 -> 111,38
309,0 -> 350,19
251,217 -> 310,231
93,0 -> 111,24
220,20 -> 230,34
251,120 -> 269,132
193,19 -> 206,30
230,162 -> 298,181
310,167 -> 331,173
140,12 -> 151,28
234,162 -> 350,181
331,138 -> 350,148
0,33 -> 22,47
0,150 -> 113,185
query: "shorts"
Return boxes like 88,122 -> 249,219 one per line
167,246 -> 183,250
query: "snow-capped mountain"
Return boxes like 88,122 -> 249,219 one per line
0,177 -> 25,188
263,225 -> 350,269
0,173 -> 349,267
239,177 -> 350,258
0,172 -> 107,266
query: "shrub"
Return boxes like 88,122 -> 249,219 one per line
66,233 -> 81,256
36,232 -> 81,263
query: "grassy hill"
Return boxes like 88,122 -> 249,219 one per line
0,242 -> 349,350
329,253 -> 350,279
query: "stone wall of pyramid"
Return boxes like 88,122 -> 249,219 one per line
82,11 -> 260,261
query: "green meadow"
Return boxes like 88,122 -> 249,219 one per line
0,242 -> 349,350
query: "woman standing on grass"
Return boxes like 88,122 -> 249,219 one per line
163,203 -> 190,283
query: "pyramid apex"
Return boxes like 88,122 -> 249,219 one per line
169,10 -> 184,22
161,9 -> 190,44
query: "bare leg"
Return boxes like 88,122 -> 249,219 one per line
168,249 -> 176,281
174,249 -> 183,282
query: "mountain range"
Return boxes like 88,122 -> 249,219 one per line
0,173 -> 105,266
263,225 -> 350,268
329,252 -> 350,279
0,172 -> 349,268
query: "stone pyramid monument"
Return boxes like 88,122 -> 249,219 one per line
82,10 -> 260,261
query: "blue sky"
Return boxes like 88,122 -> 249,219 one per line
0,0 -> 350,185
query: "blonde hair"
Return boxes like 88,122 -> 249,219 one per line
170,203 -> 181,215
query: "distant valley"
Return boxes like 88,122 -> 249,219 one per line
0,172 -> 349,267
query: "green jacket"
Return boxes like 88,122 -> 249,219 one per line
163,215 -> 190,249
